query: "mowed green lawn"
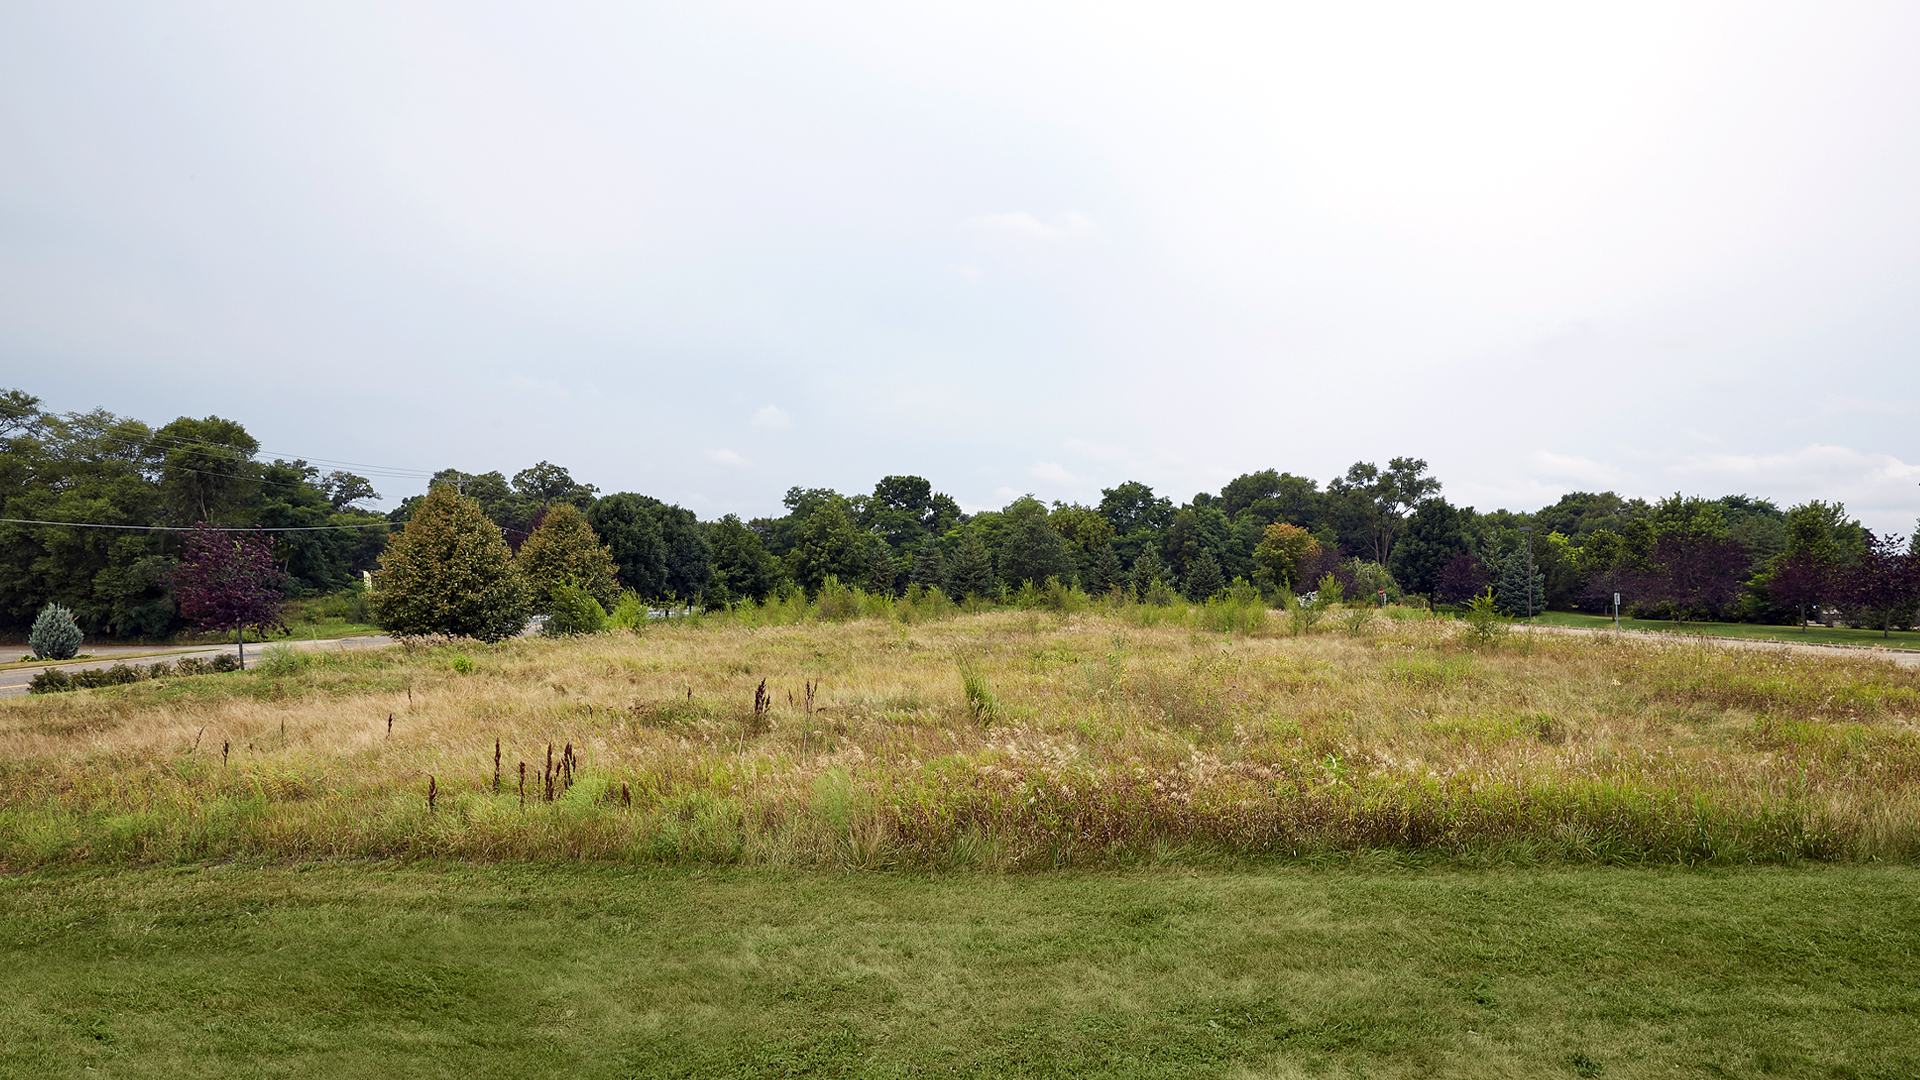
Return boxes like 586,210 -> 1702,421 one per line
3,863 -> 1914,1079
1530,610 -> 1920,651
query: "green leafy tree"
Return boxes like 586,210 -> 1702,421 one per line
153,415 -> 261,525
369,486 -> 530,641
999,505 -> 1073,588
786,496 -> 866,595
516,504 -> 620,610
945,528 -> 997,600
708,514 -> 783,602
589,493 -> 670,598
1251,522 -> 1319,594
1325,457 -> 1440,566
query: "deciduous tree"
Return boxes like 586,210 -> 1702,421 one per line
167,524 -> 287,663
369,486 -> 529,641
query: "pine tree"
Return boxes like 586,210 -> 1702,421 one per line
945,529 -> 997,600
863,539 -> 898,596
1000,510 -> 1073,587
1492,548 -> 1546,618
1088,542 -> 1123,596
1184,550 -> 1226,600
910,544 -> 945,590
1131,550 -> 1164,601
370,485 -> 531,641
27,601 -> 82,660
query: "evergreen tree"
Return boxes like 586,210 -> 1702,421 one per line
516,504 -> 621,610
863,539 -> 899,596
1387,498 -> 1468,597
910,543 -> 945,590
945,529 -> 997,600
27,601 -> 82,660
1492,548 -> 1547,618
1131,550 -> 1164,600
1088,542 -> 1123,595
1184,550 -> 1225,600
369,485 -> 530,641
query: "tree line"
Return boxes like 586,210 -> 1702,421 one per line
4,386 -> 1917,637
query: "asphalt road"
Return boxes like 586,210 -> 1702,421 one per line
0,635 -> 395,699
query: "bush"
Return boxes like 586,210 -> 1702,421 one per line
815,576 -> 860,621
175,656 -> 211,676
210,653 -> 241,673
256,645 -> 311,677
607,591 -> 650,630
543,583 -> 609,636
27,669 -> 73,694
28,602 -> 83,661
146,661 -> 175,678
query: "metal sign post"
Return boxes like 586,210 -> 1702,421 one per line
1613,592 -> 1620,628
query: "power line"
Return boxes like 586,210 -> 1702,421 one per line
0,518 -> 391,532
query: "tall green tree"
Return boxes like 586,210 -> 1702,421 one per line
945,528 -> 997,600
589,493 -> 669,599
369,486 -> 530,641
516,504 -> 620,609
999,505 -> 1073,587
1387,498 -> 1469,598
786,496 -> 866,595
707,514 -> 783,603
153,415 -> 261,525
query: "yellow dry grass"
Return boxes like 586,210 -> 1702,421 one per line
4,606 -> 1918,868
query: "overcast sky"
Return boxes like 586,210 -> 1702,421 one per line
3,2 -> 1917,532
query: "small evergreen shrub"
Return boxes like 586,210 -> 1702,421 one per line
210,653 -> 242,673
28,602 -> 83,660
1462,588 -> 1511,646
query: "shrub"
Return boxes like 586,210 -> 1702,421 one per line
146,661 -> 175,678
449,653 -> 475,675
175,656 -> 211,676
256,645 -> 312,677
543,583 -> 609,636
210,653 -> 241,673
607,591 -> 649,630
815,575 -> 860,621
28,602 -> 82,660
27,669 -> 73,694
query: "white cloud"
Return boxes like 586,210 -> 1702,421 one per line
705,449 -> 749,467
750,405 -> 791,431
962,211 -> 1098,244
1029,461 -> 1076,484
1531,450 -> 1627,487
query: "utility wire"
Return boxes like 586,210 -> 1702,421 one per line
0,518 -> 392,532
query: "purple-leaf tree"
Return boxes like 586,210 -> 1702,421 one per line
1845,532 -> 1920,638
1436,553 -> 1487,605
168,524 -> 287,665
1765,552 -> 1830,630
1639,534 -> 1748,624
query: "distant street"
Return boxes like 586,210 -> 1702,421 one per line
0,635 -> 395,699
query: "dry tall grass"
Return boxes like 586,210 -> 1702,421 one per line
4,605 -> 1917,869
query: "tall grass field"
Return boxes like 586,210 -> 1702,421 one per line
4,601 -> 1917,869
